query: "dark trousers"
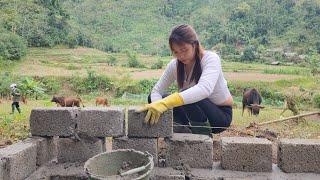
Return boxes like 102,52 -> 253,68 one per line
12,102 -> 21,114
148,94 -> 232,134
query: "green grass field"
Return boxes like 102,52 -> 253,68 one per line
1,47 -> 319,145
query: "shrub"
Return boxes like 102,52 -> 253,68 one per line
69,70 -> 113,93
241,46 -> 257,61
107,55 -> 117,66
0,33 -> 27,60
126,51 -> 140,68
314,94 -> 320,108
138,79 -> 158,94
151,59 -> 163,69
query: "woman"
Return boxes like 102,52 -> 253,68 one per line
139,24 -> 233,134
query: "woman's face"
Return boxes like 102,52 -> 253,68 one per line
171,42 -> 195,65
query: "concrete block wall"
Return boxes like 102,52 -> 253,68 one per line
56,137 -> 104,163
25,137 -> 56,167
0,140 -> 37,180
165,133 -> 213,168
78,107 -> 125,137
113,136 -> 158,166
30,107 -> 79,137
0,107 -> 319,180
278,138 -> 320,173
221,137 -> 272,172
127,107 -> 173,138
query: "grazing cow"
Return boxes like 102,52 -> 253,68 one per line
51,96 -> 85,107
242,88 -> 264,116
96,97 -> 109,107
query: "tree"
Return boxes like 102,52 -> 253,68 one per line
241,46 -> 257,62
0,32 -> 27,60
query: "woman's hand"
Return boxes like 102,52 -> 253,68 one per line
137,93 -> 184,125
137,101 -> 168,124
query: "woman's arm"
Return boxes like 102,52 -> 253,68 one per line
150,60 -> 176,102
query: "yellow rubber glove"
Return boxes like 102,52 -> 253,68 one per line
138,93 -> 184,125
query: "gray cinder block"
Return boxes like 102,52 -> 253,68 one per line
25,162 -> 87,180
78,107 -> 125,137
113,136 -> 158,165
127,107 -> 173,138
0,140 -> 37,180
165,133 -> 213,168
221,137 -> 272,172
278,138 -> 320,173
25,137 -> 56,167
0,157 -> 8,180
56,136 -> 103,163
30,107 -> 79,137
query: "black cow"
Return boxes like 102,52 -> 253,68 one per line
242,88 -> 264,116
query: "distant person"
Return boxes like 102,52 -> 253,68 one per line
138,24 -> 233,134
10,83 -> 21,114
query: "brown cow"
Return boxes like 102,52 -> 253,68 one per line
51,96 -> 85,107
242,88 -> 264,116
96,97 -> 109,107
21,96 -> 27,104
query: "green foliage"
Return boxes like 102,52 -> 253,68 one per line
230,2 -> 251,20
18,77 -> 46,99
114,80 -> 143,98
39,77 -> 61,94
241,46 -> 257,61
69,69 -> 113,93
126,50 -> 144,68
1,0 -> 320,60
313,94 -> 320,108
66,64 -> 77,70
0,72 -> 14,97
316,42 -> 320,54
137,79 -> 158,94
151,59 -> 164,69
306,50 -> 320,76
263,68 -> 310,76
0,32 -> 27,60
107,55 -> 117,66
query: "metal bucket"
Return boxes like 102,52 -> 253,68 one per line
84,149 -> 154,180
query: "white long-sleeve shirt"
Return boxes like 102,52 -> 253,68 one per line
150,51 -> 231,105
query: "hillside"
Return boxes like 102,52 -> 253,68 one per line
0,0 -> 319,61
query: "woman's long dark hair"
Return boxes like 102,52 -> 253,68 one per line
169,24 -> 203,89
